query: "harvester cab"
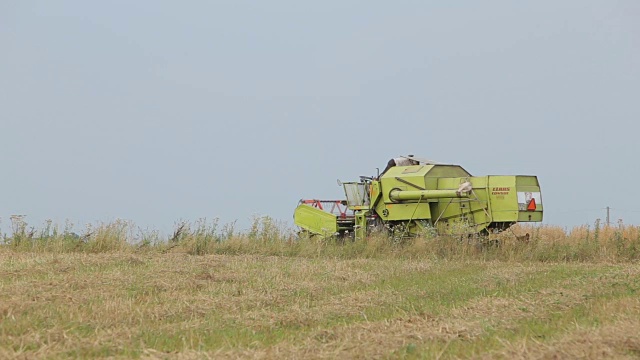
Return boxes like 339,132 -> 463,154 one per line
294,156 -> 543,240
342,178 -> 371,209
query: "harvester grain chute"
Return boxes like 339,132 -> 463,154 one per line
294,156 -> 542,239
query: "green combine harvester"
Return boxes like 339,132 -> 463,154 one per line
294,156 -> 542,239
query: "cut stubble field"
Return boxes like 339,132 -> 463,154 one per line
1,221 -> 640,359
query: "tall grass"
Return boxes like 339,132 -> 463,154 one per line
2,217 -> 640,262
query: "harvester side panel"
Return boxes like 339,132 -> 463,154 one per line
378,203 -> 432,221
488,176 -> 519,222
431,177 -> 491,234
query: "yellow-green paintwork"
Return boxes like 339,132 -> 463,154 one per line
294,163 -> 542,237
293,204 -> 338,236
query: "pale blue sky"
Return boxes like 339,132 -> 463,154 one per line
2,1 -> 639,234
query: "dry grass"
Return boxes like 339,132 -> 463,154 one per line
1,249 -> 640,359
4,218 -> 640,263
1,219 -> 640,358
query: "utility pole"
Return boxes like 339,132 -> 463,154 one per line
606,206 -> 610,227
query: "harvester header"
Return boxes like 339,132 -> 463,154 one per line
294,157 -> 542,239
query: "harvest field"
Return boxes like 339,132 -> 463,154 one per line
1,219 -> 640,359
